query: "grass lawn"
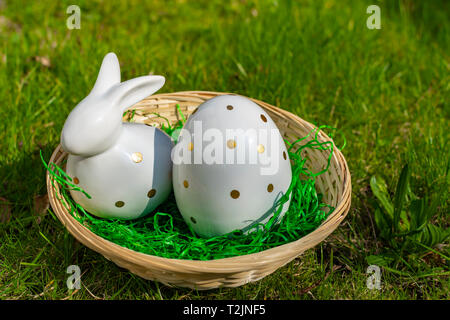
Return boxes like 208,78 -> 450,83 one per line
0,0 -> 448,299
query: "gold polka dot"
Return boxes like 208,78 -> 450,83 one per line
227,105 -> 233,110
227,139 -> 236,149
230,190 -> 240,199
260,114 -> 267,122
188,142 -> 194,151
190,217 -> 197,224
131,152 -> 143,163
257,144 -> 265,153
115,201 -> 124,208
73,177 -> 79,184
267,184 -> 274,192
183,180 -> 189,188
283,151 -> 287,160
147,189 -> 157,198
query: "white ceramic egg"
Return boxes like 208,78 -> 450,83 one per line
172,95 -> 292,237
62,53 -> 173,220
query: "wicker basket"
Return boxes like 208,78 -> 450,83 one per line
46,91 -> 351,290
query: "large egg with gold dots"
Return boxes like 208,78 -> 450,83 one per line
172,95 -> 292,238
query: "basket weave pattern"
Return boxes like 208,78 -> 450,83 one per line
46,91 -> 351,290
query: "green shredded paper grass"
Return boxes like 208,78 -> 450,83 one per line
42,108 -> 338,261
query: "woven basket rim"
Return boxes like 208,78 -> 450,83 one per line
46,90 -> 351,273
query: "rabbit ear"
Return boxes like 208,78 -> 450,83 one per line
112,75 -> 165,110
90,52 -> 121,96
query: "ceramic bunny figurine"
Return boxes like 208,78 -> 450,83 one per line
61,52 -> 173,220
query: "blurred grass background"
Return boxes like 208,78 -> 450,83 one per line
0,0 -> 448,299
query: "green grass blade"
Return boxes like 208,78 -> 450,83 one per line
393,164 -> 410,233
370,176 -> 394,218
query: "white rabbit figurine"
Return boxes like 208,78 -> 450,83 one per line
61,52 -> 173,220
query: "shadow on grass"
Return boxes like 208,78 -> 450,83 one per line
0,145 -> 56,213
